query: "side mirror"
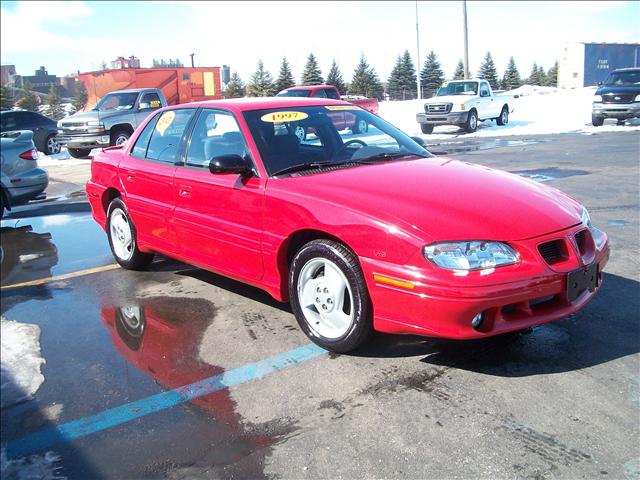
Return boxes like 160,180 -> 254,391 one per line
209,154 -> 252,176
410,136 -> 428,148
138,102 -> 150,110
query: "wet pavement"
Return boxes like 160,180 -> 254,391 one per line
1,131 -> 639,479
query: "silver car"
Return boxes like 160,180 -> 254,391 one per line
1,130 -> 49,217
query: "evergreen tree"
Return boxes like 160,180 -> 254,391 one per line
453,59 -> 465,80
326,59 -> 347,95
420,50 -> 445,98
501,57 -> 522,91
72,81 -> 88,112
0,85 -> 14,110
387,55 -> 405,100
477,51 -> 499,89
348,54 -> 384,100
247,60 -> 276,97
18,81 -> 39,112
224,71 -> 246,98
387,51 -> 417,100
301,53 -> 324,85
528,62 -> 544,85
537,65 -> 548,86
45,85 -> 65,120
546,60 -> 559,87
275,57 -> 295,92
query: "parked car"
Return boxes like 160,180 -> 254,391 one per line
0,110 -> 61,155
86,97 -> 609,352
1,130 -> 49,217
56,88 -> 168,159
277,85 -> 379,140
417,79 -> 513,134
592,67 -> 640,126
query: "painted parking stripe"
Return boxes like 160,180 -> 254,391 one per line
6,343 -> 326,458
0,264 -> 120,290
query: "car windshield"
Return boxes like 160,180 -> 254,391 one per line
243,105 -> 432,176
435,81 -> 478,96
93,92 -> 139,112
604,70 -> 640,86
276,89 -> 312,97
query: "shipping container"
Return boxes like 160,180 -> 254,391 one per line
559,43 -> 640,88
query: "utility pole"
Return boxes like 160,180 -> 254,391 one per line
462,0 -> 469,79
416,0 -> 422,100
190,53 -> 195,68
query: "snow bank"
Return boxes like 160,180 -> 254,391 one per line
378,86 -> 640,139
1,317 -> 46,408
37,148 -> 91,167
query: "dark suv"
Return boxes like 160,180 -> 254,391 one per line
0,110 -> 61,154
592,68 -> 640,126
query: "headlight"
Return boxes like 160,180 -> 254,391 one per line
580,206 -> 593,230
635,94 -> 640,102
593,95 -> 602,103
423,241 -> 519,271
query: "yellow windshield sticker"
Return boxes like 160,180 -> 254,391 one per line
260,111 -> 308,123
150,99 -> 161,108
155,111 -> 175,135
325,105 -> 359,111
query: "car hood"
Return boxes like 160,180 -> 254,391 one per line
60,110 -> 129,124
595,85 -> 640,96
279,158 -> 582,242
424,95 -> 474,104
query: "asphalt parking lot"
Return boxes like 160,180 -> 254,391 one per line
1,131 -> 639,479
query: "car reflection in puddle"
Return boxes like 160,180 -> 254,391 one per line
0,225 -> 59,286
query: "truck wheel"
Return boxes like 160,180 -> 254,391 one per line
464,110 -> 478,133
420,124 -> 434,134
68,148 -> 92,159
111,129 -> 130,146
591,115 -> 604,127
352,119 -> 368,134
496,106 -> 509,126
617,119 -> 626,126
45,135 -> 61,155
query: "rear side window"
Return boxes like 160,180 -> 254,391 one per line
145,109 -> 196,163
325,88 -> 340,100
1,113 -> 17,130
131,113 -> 160,159
480,83 -> 490,97
313,89 -> 327,98
139,92 -> 162,109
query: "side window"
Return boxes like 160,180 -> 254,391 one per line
186,109 -> 247,167
131,113 -> 160,159
146,109 -> 196,163
325,88 -> 340,100
480,84 -> 490,97
313,89 -> 327,98
140,92 -> 162,110
1,113 -> 17,130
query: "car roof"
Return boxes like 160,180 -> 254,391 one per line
108,88 -> 155,94
1,110 -> 46,116
280,85 -> 334,91
171,97 -> 356,112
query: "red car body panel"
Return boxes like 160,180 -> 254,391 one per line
87,97 -> 609,340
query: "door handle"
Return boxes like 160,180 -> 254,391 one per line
179,187 -> 191,198
126,173 -> 135,182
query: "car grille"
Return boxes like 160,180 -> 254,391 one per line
425,103 -> 452,114
574,229 -> 588,256
60,121 -> 87,127
538,239 -> 566,264
602,93 -> 635,104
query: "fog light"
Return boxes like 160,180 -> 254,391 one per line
471,312 -> 484,329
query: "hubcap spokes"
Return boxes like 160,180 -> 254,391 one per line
298,258 -> 353,339
110,210 -> 133,260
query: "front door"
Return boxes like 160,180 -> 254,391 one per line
173,108 -> 265,281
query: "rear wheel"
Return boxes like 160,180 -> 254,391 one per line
464,110 -> 478,133
45,134 -> 61,155
591,115 -> 604,127
289,239 -> 372,352
68,148 -> 92,159
617,119 -> 626,126
496,106 -> 509,126
420,123 -> 434,134
294,125 -> 307,142
107,198 -> 154,269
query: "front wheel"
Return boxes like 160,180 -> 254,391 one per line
111,129 -> 130,146
68,147 -> 92,159
464,110 -> 478,133
294,125 -> 307,142
420,123 -> 434,134
351,118 -> 368,134
289,239 -> 372,353
496,106 -> 509,126
592,115 -> 604,127
107,198 -> 154,269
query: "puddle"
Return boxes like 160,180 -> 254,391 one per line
607,219 -> 629,226
510,167 -> 590,183
430,138 -> 541,155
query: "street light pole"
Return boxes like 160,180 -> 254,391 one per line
190,53 -> 195,68
416,0 -> 422,100
462,0 -> 469,79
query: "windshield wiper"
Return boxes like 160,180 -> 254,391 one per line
272,161 -> 358,177
359,152 -> 429,163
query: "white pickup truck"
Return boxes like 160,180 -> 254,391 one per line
416,79 -> 513,134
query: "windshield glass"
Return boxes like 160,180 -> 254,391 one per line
435,81 -> 478,96
243,105 -> 432,176
604,70 -> 640,86
93,92 -> 139,112
276,89 -> 312,98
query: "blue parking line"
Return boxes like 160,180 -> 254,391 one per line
5,343 -> 326,458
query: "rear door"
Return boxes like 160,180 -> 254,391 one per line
119,108 -> 196,255
173,108 -> 265,281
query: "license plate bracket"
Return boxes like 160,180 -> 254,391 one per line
567,263 -> 599,302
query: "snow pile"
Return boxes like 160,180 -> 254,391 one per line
1,449 -> 65,480
378,86 -> 640,139
37,149 -> 91,167
1,317 -> 46,408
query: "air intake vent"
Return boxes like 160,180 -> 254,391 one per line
538,240 -> 566,264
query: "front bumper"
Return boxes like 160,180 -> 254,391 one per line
361,225 -> 610,339
417,112 -> 468,125
56,132 -> 111,149
592,102 -> 640,119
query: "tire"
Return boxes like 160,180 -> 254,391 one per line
68,147 -> 92,159
106,198 -> 154,269
289,239 -> 372,353
464,110 -> 478,133
351,118 -> 368,134
592,115 -> 604,127
617,119 -> 626,126
44,134 -> 61,155
496,106 -> 509,126
294,125 -> 307,142
420,123 -> 434,134
111,129 -> 130,146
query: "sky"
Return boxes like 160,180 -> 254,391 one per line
1,1 -> 638,83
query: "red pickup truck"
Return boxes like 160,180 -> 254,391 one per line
276,85 -> 378,136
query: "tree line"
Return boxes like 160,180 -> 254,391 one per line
227,51 -> 559,101
0,80 -> 88,120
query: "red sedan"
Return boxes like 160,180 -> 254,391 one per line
86,97 -> 609,352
